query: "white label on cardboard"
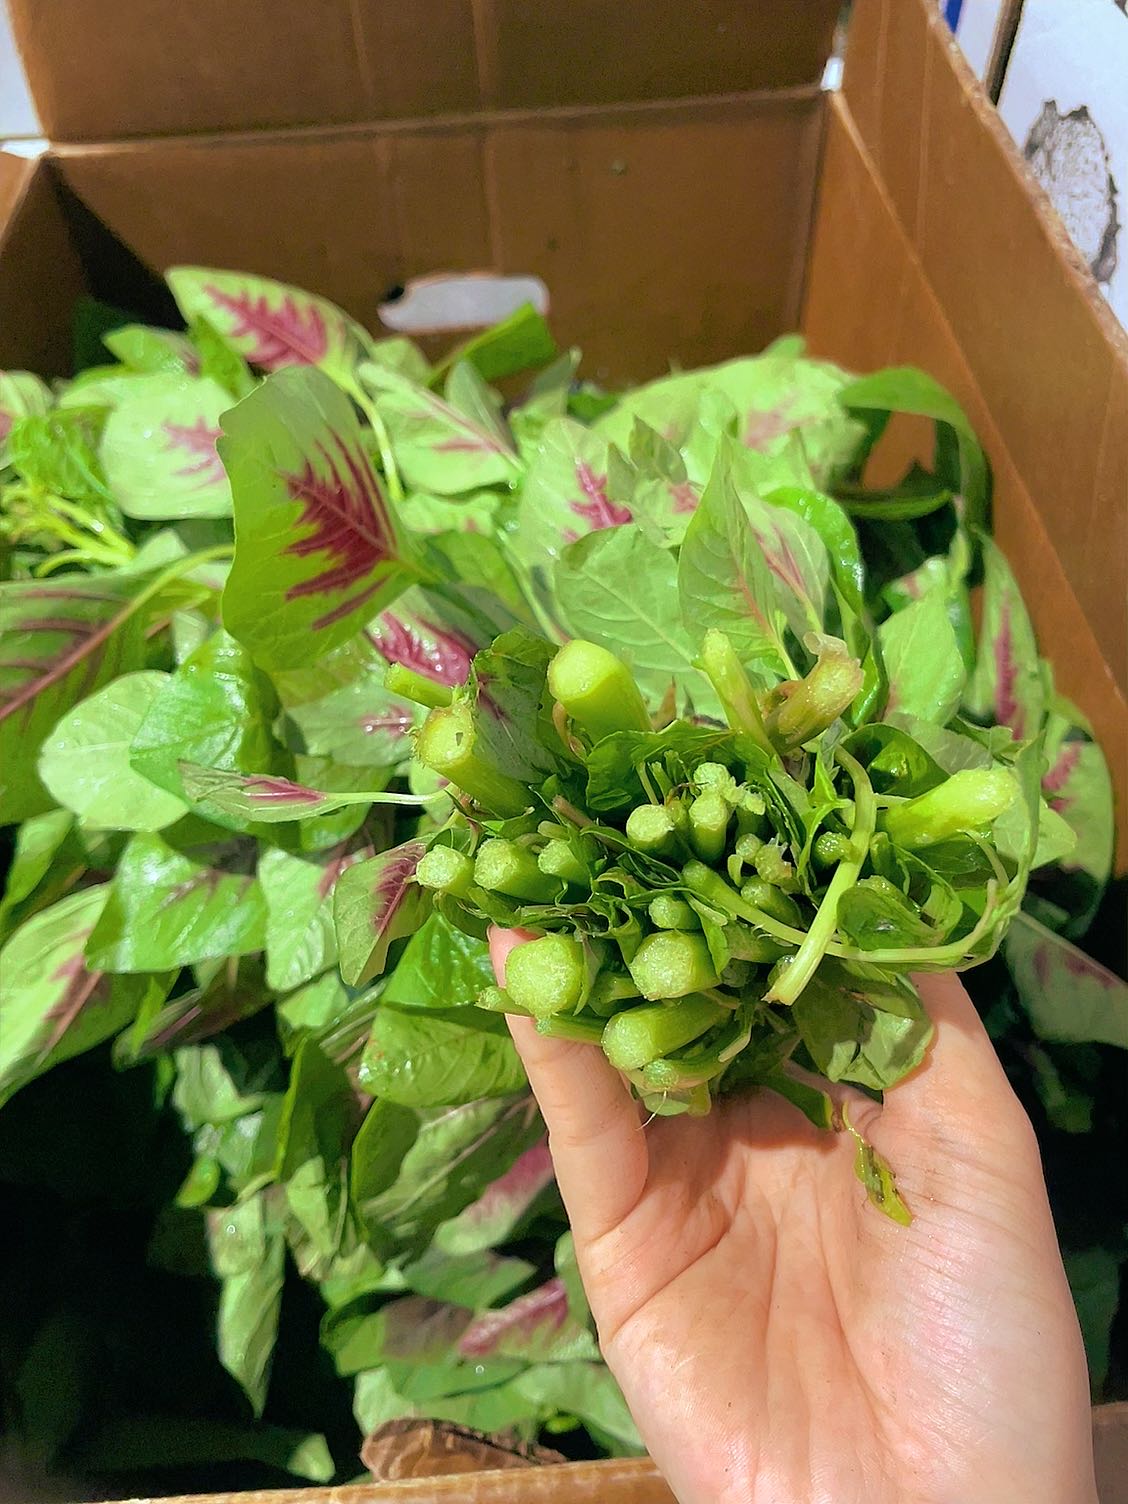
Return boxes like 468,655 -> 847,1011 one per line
999,0 -> 1128,328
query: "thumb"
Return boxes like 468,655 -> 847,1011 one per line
490,927 -> 647,1242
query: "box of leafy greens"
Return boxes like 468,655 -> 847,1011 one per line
0,0 -> 1125,1501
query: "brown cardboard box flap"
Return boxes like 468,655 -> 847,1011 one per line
843,0 -> 1128,693
106,1458 -> 675,1504
804,94 -> 1128,866
13,87 -> 824,391
5,0 -> 841,143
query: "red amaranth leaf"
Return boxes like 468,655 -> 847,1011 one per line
283,436 -> 397,629
203,282 -> 329,370
334,839 -> 429,987
994,598 -> 1025,738
368,609 -> 475,687
1043,740 -> 1081,811
219,368 -> 410,669
458,1278 -> 569,1359
569,461 -> 632,530
164,417 -> 225,487
41,949 -> 108,1058
437,1140 -> 554,1254
0,575 -> 148,823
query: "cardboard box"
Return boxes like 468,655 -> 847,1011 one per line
0,0 -> 1125,1498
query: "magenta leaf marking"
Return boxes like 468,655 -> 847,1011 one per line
241,775 -> 325,806
743,399 -> 799,450
163,417 -> 225,487
0,410 -> 12,443
993,599 -> 1025,738
283,436 -> 398,630
372,840 -> 426,935
434,435 -> 494,455
41,946 -> 107,1057
369,614 -> 473,687
458,1278 -> 569,1358
759,517 -> 809,602
203,282 -> 330,370
669,480 -> 698,515
1043,741 -> 1082,814
316,840 -> 370,902
454,1140 -> 554,1235
569,462 -> 632,530
0,588 -> 126,729
358,705 -> 414,739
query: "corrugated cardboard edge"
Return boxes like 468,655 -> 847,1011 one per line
4,0 -> 842,142
101,1457 -> 674,1504
843,0 -> 1128,691
804,93 -> 1128,869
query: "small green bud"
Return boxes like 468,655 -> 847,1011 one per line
764,637 -> 864,753
813,830 -> 851,868
627,931 -> 721,1000
648,895 -> 703,931
415,846 -> 476,898
505,932 -> 587,1018
688,789 -> 730,865
881,769 -> 1017,850
475,838 -> 558,902
739,878 -> 803,927
602,992 -> 729,1071
753,841 -> 797,891
548,639 -> 651,742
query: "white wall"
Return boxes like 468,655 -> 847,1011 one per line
0,5 -> 39,138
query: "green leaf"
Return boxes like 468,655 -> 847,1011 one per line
168,265 -> 372,379
556,525 -> 700,703
176,763 -> 409,826
351,1094 -> 541,1253
843,723 -> 947,797
102,323 -> 197,376
678,446 -> 790,679
358,1005 -> 525,1107
130,628 -> 281,822
171,1041 -> 271,1129
1063,1247 -> 1121,1396
37,671 -> 189,831
839,366 -> 989,532
402,1245 -> 537,1309
361,362 -> 520,495
219,367 -> 412,668
793,965 -> 933,1090
464,627 -> 562,785
510,1361 -> 643,1454
836,880 -> 938,950
964,536 -> 1044,739
434,1141 -> 554,1256
273,630 -> 418,769
190,315 -> 257,399
0,370 -> 52,462
1040,721 -> 1114,895
733,477 -> 829,639
516,417 -> 632,568
100,374 -> 234,519
207,1194 -> 285,1415
879,586 -> 966,724
334,839 -> 430,987
384,913 -> 496,1010
0,887 -> 167,1106
85,831 -> 267,973
436,302 -> 556,383
1004,914 -> 1128,1049
0,808 -> 74,940
276,1039 -> 352,1259
7,407 -> 110,506
260,844 -> 365,991
0,573 -> 149,823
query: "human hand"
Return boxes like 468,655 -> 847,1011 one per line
490,928 -> 1097,1504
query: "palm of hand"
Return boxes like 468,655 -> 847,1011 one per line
490,934 -> 1096,1504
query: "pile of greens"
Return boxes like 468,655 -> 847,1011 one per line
1,268 -> 1124,1490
